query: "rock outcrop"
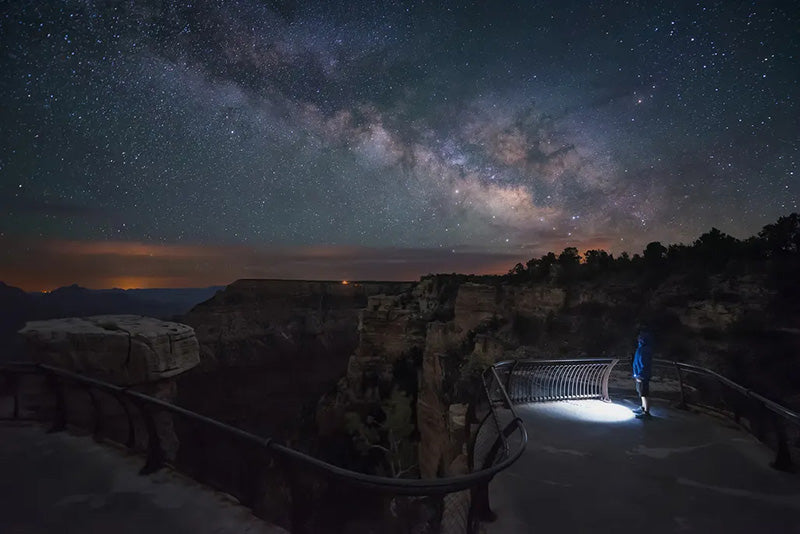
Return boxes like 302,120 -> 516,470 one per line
19,315 -> 199,385
18,315 -> 200,460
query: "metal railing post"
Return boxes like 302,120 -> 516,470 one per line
138,402 -> 165,474
771,416 -> 793,472
754,401 -> 768,441
600,359 -> 618,402
84,386 -> 103,440
47,373 -> 66,432
470,479 -> 496,522
505,360 -> 518,400
4,371 -> 20,419
285,460 -> 309,534
114,393 -> 137,449
238,445 -> 265,510
674,362 -> 688,409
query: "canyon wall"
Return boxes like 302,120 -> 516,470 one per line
177,279 -> 413,441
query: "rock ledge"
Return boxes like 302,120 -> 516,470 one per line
19,315 -> 199,385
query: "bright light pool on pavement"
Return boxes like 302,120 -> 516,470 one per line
520,399 -> 637,423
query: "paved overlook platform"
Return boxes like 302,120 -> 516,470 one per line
487,399 -> 800,534
0,423 -> 285,534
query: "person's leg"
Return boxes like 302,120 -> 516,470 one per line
633,380 -> 645,413
636,380 -> 652,417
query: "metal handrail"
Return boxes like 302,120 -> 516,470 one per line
618,358 -> 800,426
612,356 -> 799,471
498,358 -> 619,403
0,360 -> 527,530
655,359 -> 800,425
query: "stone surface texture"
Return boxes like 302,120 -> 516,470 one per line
18,315 -> 200,461
0,423 -> 286,534
18,315 -> 199,385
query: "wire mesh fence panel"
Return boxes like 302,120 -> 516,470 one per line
441,490 -> 471,534
506,359 -> 618,403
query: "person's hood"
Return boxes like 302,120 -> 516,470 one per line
638,330 -> 652,345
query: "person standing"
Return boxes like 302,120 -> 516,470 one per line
632,329 -> 653,418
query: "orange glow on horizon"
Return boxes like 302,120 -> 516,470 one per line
106,277 -> 153,290
4,236 -> 628,291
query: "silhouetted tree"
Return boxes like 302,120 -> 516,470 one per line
692,227 -> 741,271
584,249 -> 612,267
558,247 -> 581,266
666,243 -> 689,263
556,247 -> 581,282
508,262 -> 527,282
643,241 -> 667,264
759,213 -> 800,257
526,252 -> 558,280
584,249 -> 613,277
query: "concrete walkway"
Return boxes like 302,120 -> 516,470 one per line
0,423 -> 286,534
487,399 -> 800,533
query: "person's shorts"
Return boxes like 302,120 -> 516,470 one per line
635,379 -> 650,397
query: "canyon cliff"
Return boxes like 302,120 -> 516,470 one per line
177,279 -> 413,442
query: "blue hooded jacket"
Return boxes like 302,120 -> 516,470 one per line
632,330 -> 653,380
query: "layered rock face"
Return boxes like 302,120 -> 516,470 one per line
319,277 -> 568,477
18,315 -> 200,459
183,279 -> 413,368
416,283 -> 567,477
178,279 -> 413,440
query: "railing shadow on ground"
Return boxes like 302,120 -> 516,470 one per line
0,361 -> 526,534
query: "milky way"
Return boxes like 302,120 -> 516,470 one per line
1,1 -> 798,288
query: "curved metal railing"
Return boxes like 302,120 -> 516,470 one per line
0,361 -> 526,533
499,358 -> 619,404
649,358 -> 800,471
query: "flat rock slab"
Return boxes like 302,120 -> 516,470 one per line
19,315 -> 199,385
487,399 -> 800,534
0,423 -> 286,534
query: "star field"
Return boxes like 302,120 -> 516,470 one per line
0,1 -> 798,288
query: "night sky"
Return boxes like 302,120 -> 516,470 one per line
1,1 -> 798,290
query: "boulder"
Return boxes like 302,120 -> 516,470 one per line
18,315 -> 199,461
18,315 -> 199,386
